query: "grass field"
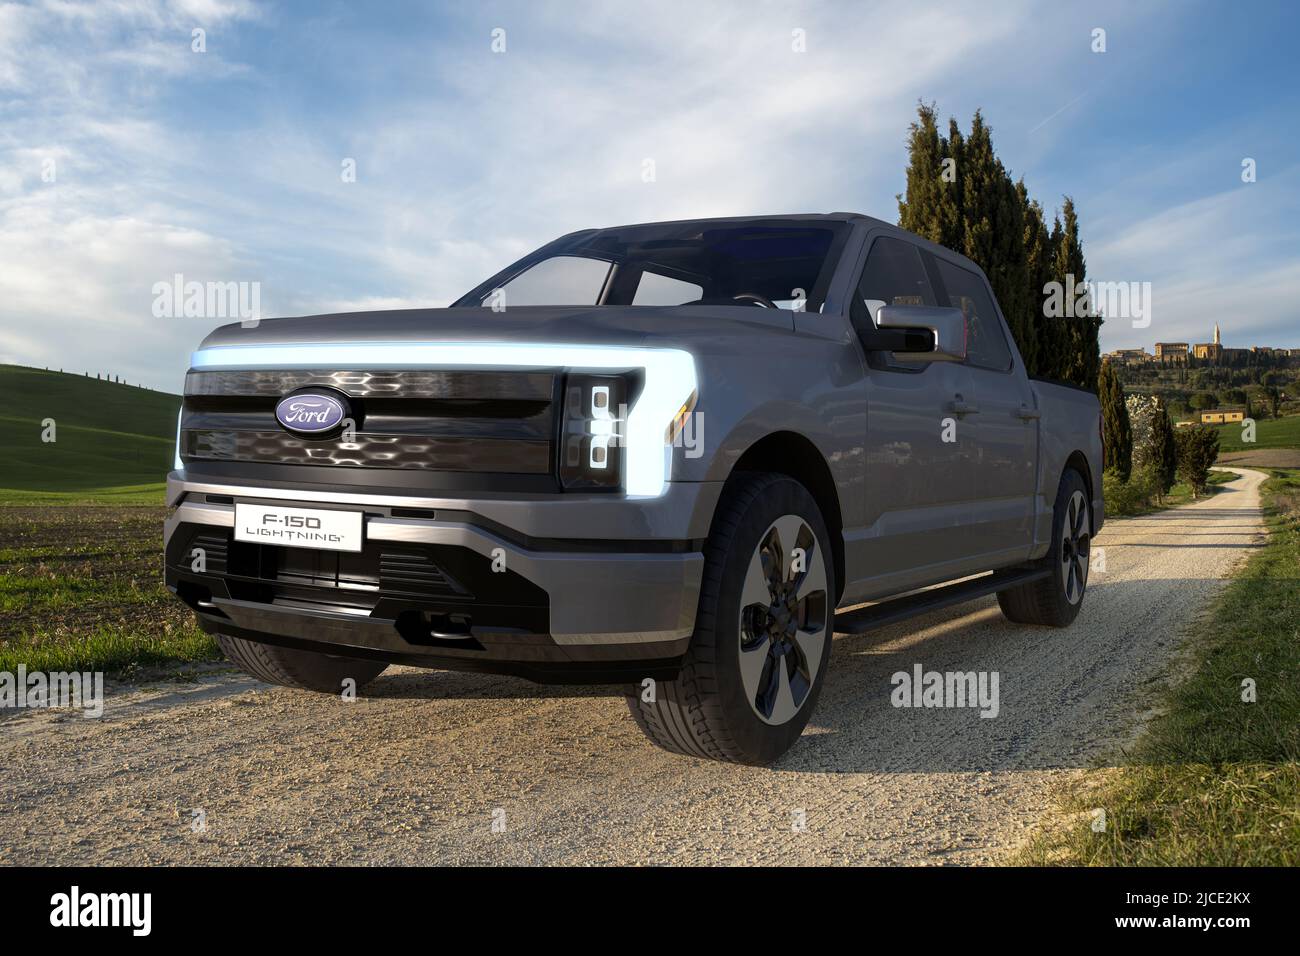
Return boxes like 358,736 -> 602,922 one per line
1023,469 -> 1300,865
0,366 -> 207,674
0,364 -> 178,498
1212,413 -> 1300,451
0,504 -> 219,675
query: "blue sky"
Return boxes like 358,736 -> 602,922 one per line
2,0 -> 1297,392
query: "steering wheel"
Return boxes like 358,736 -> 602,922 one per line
732,293 -> 779,309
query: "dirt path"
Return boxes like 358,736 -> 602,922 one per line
0,469 -> 1266,865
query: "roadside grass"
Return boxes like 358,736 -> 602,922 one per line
1022,469 -> 1300,865
0,623 -> 219,675
1166,468 -> 1234,503
0,484 -> 166,506
1103,467 -> 1233,518
1213,413 -> 1300,452
0,504 -> 220,676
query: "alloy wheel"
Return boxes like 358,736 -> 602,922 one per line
1060,489 -> 1090,605
737,515 -> 829,725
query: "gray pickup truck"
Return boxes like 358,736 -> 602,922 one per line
166,213 -> 1103,764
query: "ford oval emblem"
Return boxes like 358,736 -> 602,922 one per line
275,390 -> 349,436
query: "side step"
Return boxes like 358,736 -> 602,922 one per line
835,566 -> 1051,635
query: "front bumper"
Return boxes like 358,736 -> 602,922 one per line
164,473 -> 716,683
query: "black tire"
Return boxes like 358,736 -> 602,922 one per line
215,633 -> 387,694
997,468 -> 1091,627
626,472 -> 836,765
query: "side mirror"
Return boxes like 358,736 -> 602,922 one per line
861,304 -> 967,362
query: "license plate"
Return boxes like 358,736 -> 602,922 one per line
233,504 -> 364,552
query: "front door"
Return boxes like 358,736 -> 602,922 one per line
848,236 -> 988,599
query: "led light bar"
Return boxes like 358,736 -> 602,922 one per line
189,341 -> 698,497
174,406 -> 184,471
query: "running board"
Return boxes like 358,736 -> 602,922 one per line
834,567 -> 1051,635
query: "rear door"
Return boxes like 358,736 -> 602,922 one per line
850,236 -> 987,594
929,255 -> 1038,565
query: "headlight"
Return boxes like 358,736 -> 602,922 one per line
559,373 -> 633,490
174,406 -> 184,471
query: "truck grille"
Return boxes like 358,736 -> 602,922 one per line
180,368 -> 556,477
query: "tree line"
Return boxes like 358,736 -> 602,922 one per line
896,104 -> 1219,508
1100,360 -> 1220,511
897,104 -> 1100,390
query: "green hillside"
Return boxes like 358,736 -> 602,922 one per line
1213,414 -> 1300,451
0,365 -> 180,500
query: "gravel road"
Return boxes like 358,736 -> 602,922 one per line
0,469 -> 1265,865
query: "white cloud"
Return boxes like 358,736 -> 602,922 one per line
3,0 -> 1295,393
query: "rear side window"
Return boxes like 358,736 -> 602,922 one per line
934,259 -> 1013,371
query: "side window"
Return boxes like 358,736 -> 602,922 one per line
854,237 -> 936,327
934,259 -> 1013,371
482,255 -> 611,307
853,237 -> 936,370
632,270 -> 703,305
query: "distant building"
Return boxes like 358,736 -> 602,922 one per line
1154,342 -> 1189,363
1200,408 -> 1245,425
1113,329 -> 1294,369
1193,323 -> 1223,361
1105,348 -> 1150,366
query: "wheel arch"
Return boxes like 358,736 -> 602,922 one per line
1063,450 -> 1097,533
723,431 -> 845,603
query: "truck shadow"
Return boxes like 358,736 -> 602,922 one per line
361,574 -> 1274,777
770,574 -> 1270,774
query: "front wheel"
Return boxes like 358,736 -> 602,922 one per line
997,468 -> 1092,627
216,633 -> 387,694
626,473 -> 836,765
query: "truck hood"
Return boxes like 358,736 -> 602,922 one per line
196,304 -> 794,355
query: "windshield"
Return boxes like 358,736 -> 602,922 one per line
456,219 -> 849,312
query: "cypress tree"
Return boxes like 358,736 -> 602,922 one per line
896,105 -> 1097,388
959,111 -> 997,275
897,104 -> 947,244
1012,181 -> 1039,375
941,118 -> 964,249
1039,214 -> 1066,381
1099,359 -> 1132,480
1023,190 -> 1054,379
1152,397 -> 1177,493
1055,198 -> 1097,390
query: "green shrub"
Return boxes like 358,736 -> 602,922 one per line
1103,468 -> 1140,516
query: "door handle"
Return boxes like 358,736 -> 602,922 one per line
947,395 -> 980,416
1016,405 -> 1041,420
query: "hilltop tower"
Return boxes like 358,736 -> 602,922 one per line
1214,322 -> 1221,345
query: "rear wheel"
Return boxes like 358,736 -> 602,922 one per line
997,468 -> 1091,627
626,473 -> 836,765
216,633 -> 387,694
